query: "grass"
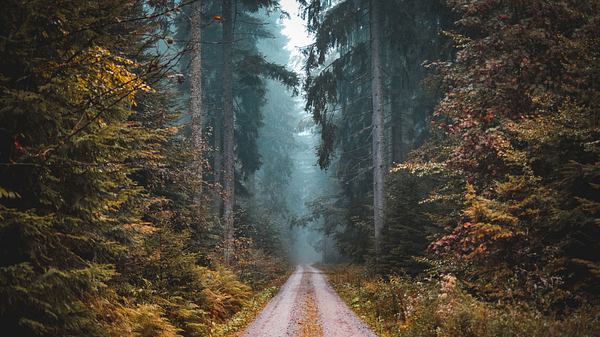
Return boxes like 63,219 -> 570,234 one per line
324,265 -> 600,337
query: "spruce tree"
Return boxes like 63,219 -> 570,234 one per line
0,1 -> 156,335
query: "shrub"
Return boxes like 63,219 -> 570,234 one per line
327,266 -> 600,337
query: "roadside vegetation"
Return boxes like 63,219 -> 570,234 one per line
327,265 -> 599,337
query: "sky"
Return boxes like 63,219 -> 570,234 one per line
278,0 -> 314,133
279,0 -> 313,73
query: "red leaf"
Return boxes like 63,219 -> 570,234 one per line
13,138 -> 27,154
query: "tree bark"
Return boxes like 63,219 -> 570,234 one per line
370,0 -> 385,263
213,110 -> 223,228
213,110 -> 223,217
222,0 -> 235,265
190,0 -> 204,201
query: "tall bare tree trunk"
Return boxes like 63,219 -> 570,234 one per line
370,0 -> 385,263
213,111 -> 223,230
190,0 -> 204,201
222,0 -> 235,265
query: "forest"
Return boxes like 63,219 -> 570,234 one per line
0,0 -> 598,336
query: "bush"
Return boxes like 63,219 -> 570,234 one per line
327,266 -> 600,337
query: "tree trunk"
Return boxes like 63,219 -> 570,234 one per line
370,0 -> 385,263
222,0 -> 235,265
213,110 -> 223,219
190,0 -> 204,205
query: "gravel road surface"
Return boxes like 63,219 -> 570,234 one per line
240,265 -> 378,337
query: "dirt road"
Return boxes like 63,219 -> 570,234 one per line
240,265 -> 378,337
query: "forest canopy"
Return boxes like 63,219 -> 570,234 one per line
1,0 -> 599,336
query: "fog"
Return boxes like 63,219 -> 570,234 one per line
252,2 -> 341,264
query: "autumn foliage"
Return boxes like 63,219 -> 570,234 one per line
389,0 -> 600,307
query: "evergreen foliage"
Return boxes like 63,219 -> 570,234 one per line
302,0 -> 599,316
2,0 -> 600,334
0,1 -> 289,336
0,1 -> 156,334
300,0 -> 599,308
415,0 -> 600,306
300,0 -> 450,265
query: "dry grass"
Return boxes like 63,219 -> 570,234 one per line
325,265 -> 600,337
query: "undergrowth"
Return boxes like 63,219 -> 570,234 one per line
326,265 -> 600,337
209,285 -> 280,337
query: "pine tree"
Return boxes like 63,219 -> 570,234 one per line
0,1 -> 157,335
221,0 -> 236,265
215,0 -> 297,265
189,0 -> 205,200
300,0 -> 447,265
369,0 -> 386,262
